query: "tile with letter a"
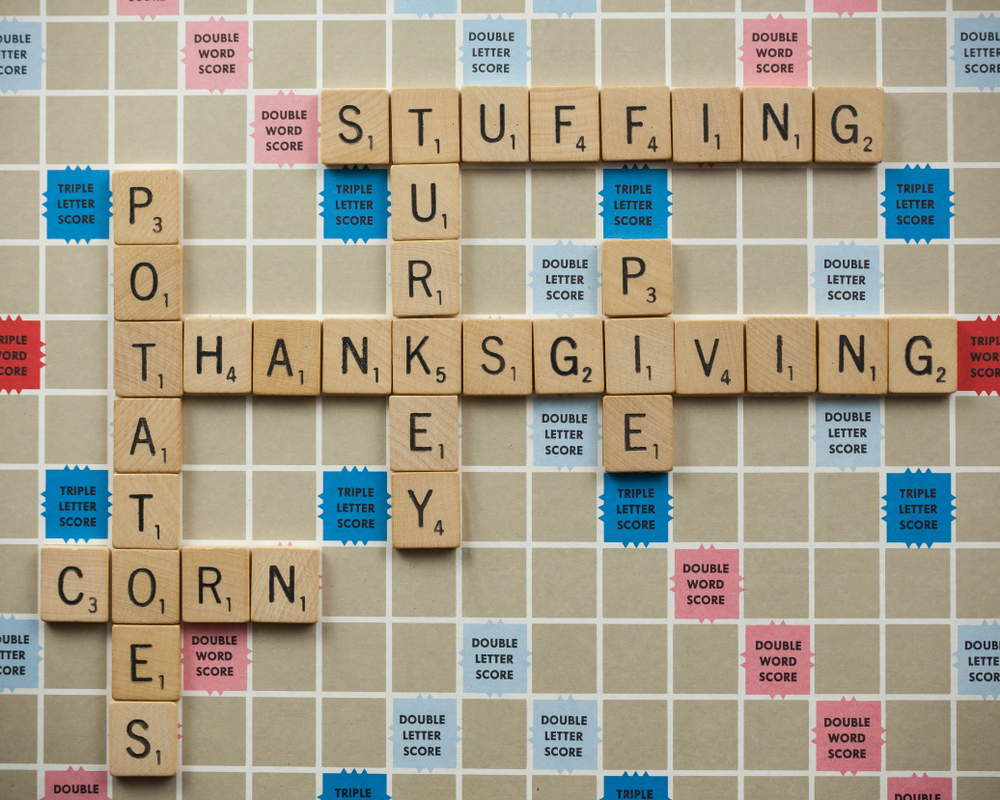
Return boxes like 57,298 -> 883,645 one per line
321,88 -> 390,165
600,86 -> 672,162
322,317 -> 393,395
462,318 -> 533,396
742,87 -> 813,163
391,471 -> 461,549
109,701 -> 178,777
671,87 -> 742,163
181,546 -> 251,623
183,317 -> 253,394
111,624 -> 181,701
389,394 -> 459,472
112,473 -> 180,550
391,87 -> 461,164
817,316 -> 888,395
390,164 -> 461,241
114,321 -> 184,398
252,318 -> 322,396
113,398 -> 183,474
529,86 -> 600,162
461,85 -> 530,163
533,317 -> 605,395
745,316 -> 817,394
814,86 -> 884,164
114,245 -> 182,321
40,545 -> 110,623
603,394 -> 673,473
111,548 -> 181,625
674,319 -> 745,395
888,316 -> 957,394
250,547 -> 320,624
112,170 -> 181,245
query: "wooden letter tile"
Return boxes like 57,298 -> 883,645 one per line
183,317 -> 253,395
462,318 -> 533,396
111,624 -> 181,701
114,245 -> 182,321
674,319 -> 745,395
40,545 -> 109,623
252,318 -> 321,396
391,471 -> 461,549
742,87 -> 813,163
888,316 -> 957,394
600,86 -> 672,162
601,239 -> 672,317
529,86 -> 601,162
814,86 -> 884,164
322,317 -> 392,395
109,701 -> 178,777
321,88 -> 390,165
391,87 -> 461,164
112,473 -> 180,550
390,164 -> 461,241
389,395 -> 459,472
817,316 -> 888,394
391,240 -> 461,317
114,322 -> 184,398
181,546 -> 250,623
605,318 -> 675,395
392,318 -> 463,395
113,170 -> 181,245
111,548 -> 181,624
671,87 -> 742,163
250,547 -> 320,624
460,85 -> 530,163
745,316 -> 817,393
113,398 -> 183,473
533,318 -> 605,395
603,395 -> 673,473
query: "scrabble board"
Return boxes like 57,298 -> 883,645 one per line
2,2 -> 1000,800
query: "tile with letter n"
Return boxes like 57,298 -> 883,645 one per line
600,86 -> 672,162
389,394 -> 459,472
111,548 -> 181,625
742,87 -> 813,163
601,239 -> 672,317
111,624 -> 181,701
40,545 -> 110,623
390,87 -> 461,164
671,87 -> 742,163
674,319 -> 745,395
391,240 -> 461,317
529,86 -> 600,162
109,700 -> 178,777
817,316 -> 888,395
113,398 -> 183,473
112,473 -> 180,550
181,546 -> 251,623
392,318 -> 463,395
183,317 -> 253,394
114,245 -> 182,321
460,85 -> 530,163
112,170 -> 181,245
605,317 -> 675,395
250,547 -> 320,624
390,164 -> 461,241
321,89 -> 390,165
252,318 -> 321,396
462,318 -> 533,396
813,86 -> 884,164
391,471 -> 461,549
603,394 -> 673,473
322,317 -> 393,395
533,317 -> 605,395
114,321 -> 184,398
745,316 -> 817,394
888,316 -> 957,394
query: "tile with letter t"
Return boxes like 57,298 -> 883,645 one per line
112,170 -> 181,245
391,240 -> 461,317
114,245 -> 182,321
461,85 -> 530,163
529,86 -> 601,162
533,317 -> 605,395
111,624 -> 181,701
40,545 -> 110,623
600,86 -> 672,162
601,239 -> 672,317
814,87 -> 884,164
745,316 -> 817,394
818,317 -> 888,395
390,164 -> 461,241
181,546 -> 251,623
113,398 -> 183,473
391,87 -> 461,164
183,317 -> 253,394
250,547 -> 320,624
392,318 -> 463,395
109,701 -> 178,777
322,317 -> 392,395
674,319 -> 745,395
391,471 -> 461,549
111,548 -> 181,624
389,394 -> 459,472
605,317 -> 675,395
112,473 -> 180,550
114,321 -> 184,398
252,318 -> 321,396
742,87 -> 813,163
603,394 -> 673,473
462,318 -> 533,396
321,88 -> 390,165
888,316 -> 957,394
671,87 -> 742,163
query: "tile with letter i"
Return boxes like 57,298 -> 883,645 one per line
109,701 -> 178,777
603,395 -> 673,473
40,545 -> 110,623
252,318 -> 321,396
114,322 -> 183,397
600,86 -> 672,162
391,87 -> 461,164
111,548 -> 181,624
389,395 -> 459,472
529,86 -> 601,162
745,316 -> 817,393
817,317 -> 888,395
321,89 -> 390,165
674,319 -> 745,395
181,546 -> 250,623
742,87 -> 813,163
391,471 -> 461,549
460,85 -> 530,163
888,316 -> 957,394
533,317 -> 605,395
111,624 -> 181,701
112,473 -> 180,550
391,240 -> 461,317
114,245 -> 182,321
813,87 -> 884,164
183,317 -> 253,394
112,170 -> 181,245
113,398 -> 183,473
671,87 -> 742,163
322,317 -> 392,395
250,547 -> 320,624
601,239 -> 672,317
392,318 -> 463,395
462,318 -> 533,396
390,164 -> 461,241
605,318 -> 675,395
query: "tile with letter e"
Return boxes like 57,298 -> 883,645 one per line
745,316 -> 817,394
181,546 -> 250,623
390,164 -> 461,241
529,86 -> 601,163
391,240 -> 461,317
461,85 -> 530,163
672,87 -> 742,164
533,317 -> 605,395
602,239 -> 672,317
463,318 -> 533,396
742,87 -> 813,163
252,318 -> 321,396
112,473 -> 180,550
391,87 -> 461,164
114,245 -> 182,321
814,87 -> 884,164
888,316 -> 957,394
112,170 -> 181,245
818,317 -> 888,395
605,317 -> 675,395
114,321 -> 183,397
111,624 -> 181,701
392,318 -> 463,395
600,86 -> 672,162
391,471 -> 461,549
109,700 -> 178,777
250,546 -> 320,624
322,317 -> 392,395
111,548 -> 180,624
40,545 -> 110,623
390,395 -> 459,472
113,398 -> 183,473
674,319 -> 745,395
321,89 -> 390,165
183,317 -> 253,395
603,395 -> 673,473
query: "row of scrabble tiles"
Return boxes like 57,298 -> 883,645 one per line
321,86 -> 884,165
114,315 -> 958,399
